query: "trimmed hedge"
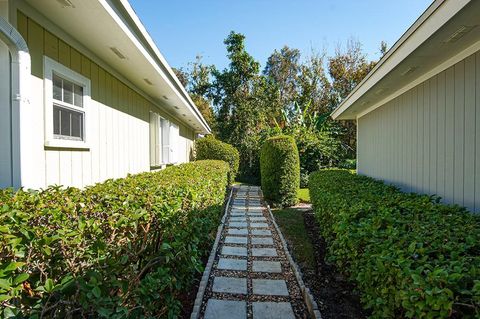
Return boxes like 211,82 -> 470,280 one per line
195,136 -> 239,184
309,169 -> 480,318
260,135 -> 300,207
0,160 -> 229,318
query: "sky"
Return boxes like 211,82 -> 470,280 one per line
129,0 -> 433,71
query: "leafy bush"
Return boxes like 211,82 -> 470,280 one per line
195,135 -> 239,184
0,160 -> 229,318
260,135 -> 300,207
309,169 -> 480,318
287,126 -> 344,187
338,158 -> 356,169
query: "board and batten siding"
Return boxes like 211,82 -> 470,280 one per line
14,11 -> 195,189
357,50 -> 480,213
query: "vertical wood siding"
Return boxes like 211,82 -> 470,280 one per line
0,42 -> 11,188
17,11 -> 195,189
357,50 -> 480,213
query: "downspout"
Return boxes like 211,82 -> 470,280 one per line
0,16 -> 31,188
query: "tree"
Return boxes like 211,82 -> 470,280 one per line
263,46 -> 301,118
189,55 -> 212,97
328,39 -> 377,155
296,50 -> 332,115
328,39 -> 376,104
191,94 -> 216,130
210,31 -> 261,142
172,67 -> 189,88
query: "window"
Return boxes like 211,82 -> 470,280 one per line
44,56 -> 91,148
149,113 -> 179,167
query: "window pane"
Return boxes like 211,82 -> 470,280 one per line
74,84 -> 83,107
53,74 -> 62,101
71,111 -> 83,138
54,105 -> 84,140
60,108 -> 70,136
53,106 -> 60,135
63,79 -> 73,104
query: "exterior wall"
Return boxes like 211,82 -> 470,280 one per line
13,10 -> 195,189
0,1 -> 12,188
357,50 -> 480,212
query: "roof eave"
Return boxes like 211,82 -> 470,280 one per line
331,0 -> 471,120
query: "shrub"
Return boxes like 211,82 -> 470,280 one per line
338,158 -> 356,170
288,126 -> 344,187
260,135 -> 300,207
195,135 -> 239,184
309,169 -> 480,318
0,160 -> 229,318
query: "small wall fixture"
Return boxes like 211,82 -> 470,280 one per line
144,78 -> 153,85
401,66 -> 417,76
110,47 -> 126,60
162,95 -> 168,100
56,0 -> 75,8
444,25 -> 476,43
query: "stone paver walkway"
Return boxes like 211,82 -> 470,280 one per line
198,185 -> 310,319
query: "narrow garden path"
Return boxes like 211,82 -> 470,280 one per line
194,185 -> 311,319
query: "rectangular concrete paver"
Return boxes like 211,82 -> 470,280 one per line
230,216 -> 247,221
231,212 -> 246,216
225,236 -> 248,244
252,302 -> 294,319
222,246 -> 248,257
228,228 -> 248,236
212,277 -> 247,294
205,299 -> 247,319
252,279 -> 289,296
250,222 -> 269,228
251,237 -> 274,245
249,217 -> 267,222
252,247 -> 277,257
218,258 -> 247,271
252,261 -> 282,273
229,222 -> 248,228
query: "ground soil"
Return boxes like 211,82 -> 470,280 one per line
302,211 -> 368,319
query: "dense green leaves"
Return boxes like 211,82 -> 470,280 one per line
260,136 -> 300,207
309,170 -> 480,318
0,160 -> 229,318
195,136 -> 239,184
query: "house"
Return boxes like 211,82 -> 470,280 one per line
332,0 -> 480,212
0,0 -> 210,190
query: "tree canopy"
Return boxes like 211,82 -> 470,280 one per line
177,31 -> 385,182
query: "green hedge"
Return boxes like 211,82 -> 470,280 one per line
260,135 -> 300,207
309,169 -> 480,318
195,136 -> 239,184
0,160 -> 229,318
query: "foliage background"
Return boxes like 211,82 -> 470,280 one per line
174,34 -> 384,183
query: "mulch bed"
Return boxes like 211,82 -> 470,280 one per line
302,211 -> 368,319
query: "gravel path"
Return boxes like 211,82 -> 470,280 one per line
195,185 -> 310,319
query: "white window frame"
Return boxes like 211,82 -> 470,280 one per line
44,56 -> 91,149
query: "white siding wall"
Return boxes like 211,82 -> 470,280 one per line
357,50 -> 480,212
0,2 -> 12,188
9,11 -> 196,190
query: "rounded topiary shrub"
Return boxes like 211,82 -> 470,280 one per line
195,135 -> 240,184
260,135 -> 300,206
